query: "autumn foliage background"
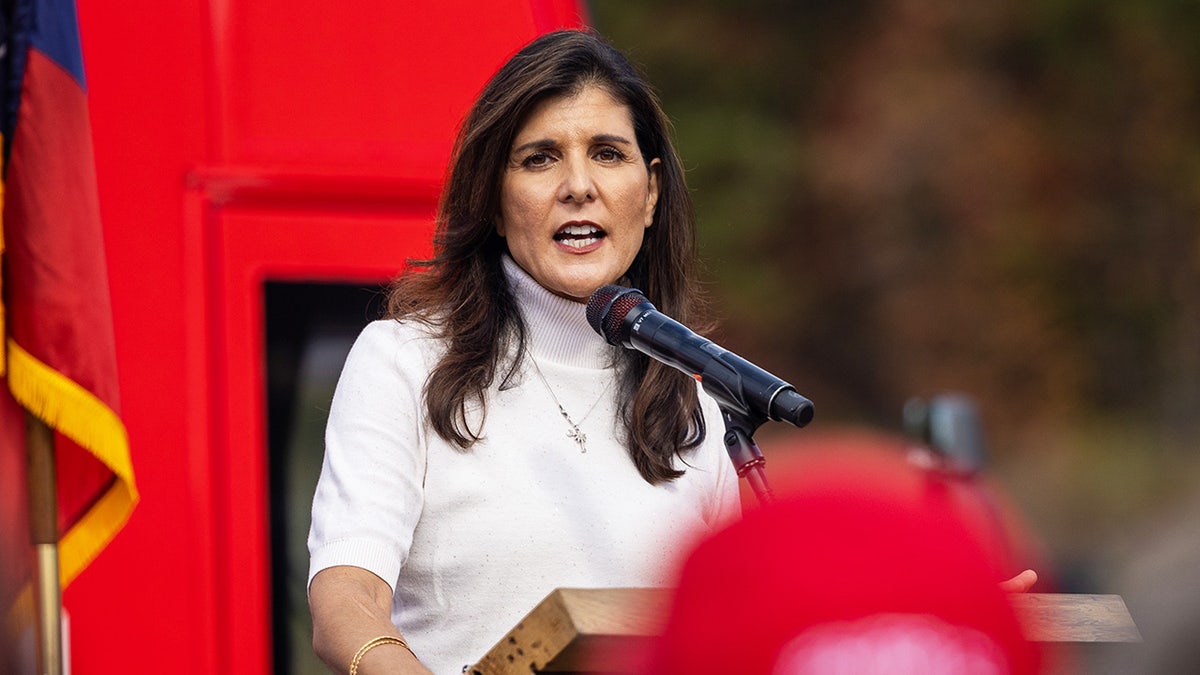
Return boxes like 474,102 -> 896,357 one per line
592,1 -> 1200,671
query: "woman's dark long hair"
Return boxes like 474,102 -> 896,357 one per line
387,29 -> 709,484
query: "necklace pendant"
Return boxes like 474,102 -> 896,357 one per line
558,404 -> 587,452
567,426 -> 587,453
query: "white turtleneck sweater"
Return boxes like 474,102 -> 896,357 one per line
308,256 -> 742,674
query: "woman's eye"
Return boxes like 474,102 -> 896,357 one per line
595,147 -> 625,162
522,152 -> 554,168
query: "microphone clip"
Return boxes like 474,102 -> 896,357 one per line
721,406 -> 775,505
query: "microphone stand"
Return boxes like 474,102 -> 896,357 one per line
720,408 -> 775,505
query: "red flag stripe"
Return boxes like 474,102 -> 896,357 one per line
3,37 -> 137,587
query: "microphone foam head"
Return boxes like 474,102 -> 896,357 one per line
586,285 -> 650,346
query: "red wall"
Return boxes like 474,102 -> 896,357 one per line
67,1 -> 585,672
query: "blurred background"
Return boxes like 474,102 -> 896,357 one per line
4,0 -> 1197,673
588,0 -> 1200,672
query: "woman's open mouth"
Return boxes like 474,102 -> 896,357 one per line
554,222 -> 606,249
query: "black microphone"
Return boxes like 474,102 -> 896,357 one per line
586,285 -> 814,428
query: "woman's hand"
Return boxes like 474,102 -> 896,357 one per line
999,569 -> 1038,593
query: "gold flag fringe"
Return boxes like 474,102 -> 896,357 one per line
5,339 -> 139,588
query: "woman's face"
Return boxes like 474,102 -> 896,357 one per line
497,85 -> 660,302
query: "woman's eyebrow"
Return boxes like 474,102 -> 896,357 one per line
511,138 -> 556,155
592,133 -> 634,145
511,133 -> 635,155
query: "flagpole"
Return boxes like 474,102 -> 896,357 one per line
26,412 -> 64,675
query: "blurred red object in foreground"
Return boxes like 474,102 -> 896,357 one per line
645,429 -> 1048,675
749,429 -> 1050,583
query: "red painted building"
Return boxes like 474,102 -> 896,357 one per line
60,1 -> 584,671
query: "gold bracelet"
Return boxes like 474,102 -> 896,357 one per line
349,635 -> 412,675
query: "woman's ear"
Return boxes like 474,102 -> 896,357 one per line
644,158 -> 662,228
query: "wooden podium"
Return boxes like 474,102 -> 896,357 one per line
468,588 -> 1140,674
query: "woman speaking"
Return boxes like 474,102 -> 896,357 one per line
307,29 -> 741,675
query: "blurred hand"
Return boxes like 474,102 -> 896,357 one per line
999,569 -> 1038,593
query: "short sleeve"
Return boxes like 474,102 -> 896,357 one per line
307,320 -> 437,593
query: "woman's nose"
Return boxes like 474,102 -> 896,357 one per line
558,156 -> 596,203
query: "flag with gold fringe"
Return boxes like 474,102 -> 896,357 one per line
0,0 -> 137,602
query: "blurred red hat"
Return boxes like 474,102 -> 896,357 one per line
644,438 -> 1044,675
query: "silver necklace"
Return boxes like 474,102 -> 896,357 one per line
528,357 -> 610,453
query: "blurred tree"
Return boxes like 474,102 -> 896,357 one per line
590,0 -> 1200,454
